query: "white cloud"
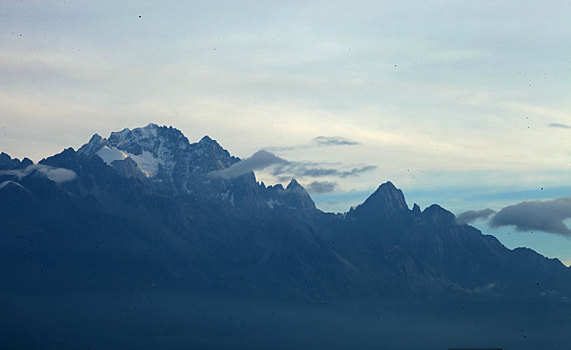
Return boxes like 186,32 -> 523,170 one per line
0,165 -> 77,183
210,150 -> 287,179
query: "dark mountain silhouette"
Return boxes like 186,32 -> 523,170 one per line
1,123 -> 570,349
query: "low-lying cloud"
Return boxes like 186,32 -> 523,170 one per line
211,150 -> 376,184
490,198 -> 571,236
456,208 -> 496,224
210,150 -> 287,178
0,164 -> 77,183
306,181 -> 337,194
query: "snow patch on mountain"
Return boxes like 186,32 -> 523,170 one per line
130,151 -> 161,177
96,146 -> 161,177
96,146 -> 128,165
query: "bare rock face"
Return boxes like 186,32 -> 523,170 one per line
346,181 -> 409,223
0,152 -> 33,170
282,178 -> 316,210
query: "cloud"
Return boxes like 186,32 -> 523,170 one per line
548,123 -> 571,129
266,136 -> 360,152
211,150 -> 377,183
272,163 -> 376,181
489,198 -> 571,236
35,165 -> 77,182
306,181 -> 337,194
312,136 -> 360,146
0,164 -> 77,183
456,208 -> 496,224
210,150 -> 287,178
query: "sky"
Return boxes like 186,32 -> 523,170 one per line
1,0 -> 571,263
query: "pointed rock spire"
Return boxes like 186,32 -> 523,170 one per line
365,181 -> 408,211
422,204 -> 455,225
412,203 -> 421,216
286,178 -> 302,190
348,181 -> 409,221
199,135 -> 215,144
77,133 -> 106,156
282,178 -> 315,210
0,152 -> 34,170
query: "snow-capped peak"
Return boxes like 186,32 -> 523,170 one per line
107,123 -> 189,160
77,124 -> 240,192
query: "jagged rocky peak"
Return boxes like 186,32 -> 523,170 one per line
0,152 -> 33,170
77,134 -> 107,156
193,135 -> 237,170
76,124 -> 240,178
78,124 -> 189,158
364,181 -> 408,211
106,123 -> 190,157
197,135 -> 231,156
347,181 -> 409,220
421,204 -> 456,224
72,124 -> 245,197
284,178 -> 315,209
38,147 -> 82,173
269,184 -> 284,191
0,152 -> 13,163
286,178 -> 302,190
265,178 -> 315,210
199,135 -> 215,144
412,203 -> 421,216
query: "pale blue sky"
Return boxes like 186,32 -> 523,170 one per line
1,0 -> 571,263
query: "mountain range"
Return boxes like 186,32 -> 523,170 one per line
1,123 -> 570,349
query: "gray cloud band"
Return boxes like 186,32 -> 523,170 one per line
272,163 -> 376,179
547,123 -> 571,129
306,181 -> 337,194
456,208 -> 496,224
211,150 -> 376,182
490,198 -> 571,236
266,135 -> 360,152
312,136 -> 360,146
